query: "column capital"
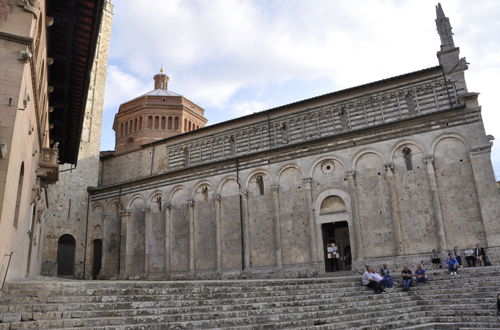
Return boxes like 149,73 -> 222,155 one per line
424,155 -> 434,164
165,201 -> 172,210
120,210 -> 131,218
186,199 -> 195,208
214,194 -> 222,201
142,207 -> 151,214
302,177 -> 313,184
240,189 -> 248,198
345,170 -> 356,178
384,162 -> 394,172
271,184 -> 280,192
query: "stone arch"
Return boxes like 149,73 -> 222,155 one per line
245,169 -> 273,188
126,193 -> 146,211
217,175 -> 238,195
169,187 -> 190,272
193,182 -> 217,271
431,133 -> 469,155
353,151 -> 394,258
169,185 -> 189,203
320,196 -> 346,214
218,177 -> 242,270
433,136 -> 485,248
147,190 -> 166,213
127,196 -> 146,276
277,164 -> 303,179
278,165 -> 310,265
246,170 -> 276,267
309,156 -> 347,178
311,156 -> 346,185
313,189 -> 356,267
57,234 -> 76,277
352,149 -> 385,171
390,140 -> 433,254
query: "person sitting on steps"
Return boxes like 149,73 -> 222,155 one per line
475,243 -> 486,266
445,252 -> 459,275
380,264 -> 394,289
369,267 -> 390,291
452,246 -> 463,266
401,265 -> 413,291
431,249 -> 442,268
464,246 -> 475,267
414,264 -> 428,285
361,266 -> 384,294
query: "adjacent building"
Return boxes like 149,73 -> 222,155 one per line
0,0 -> 106,283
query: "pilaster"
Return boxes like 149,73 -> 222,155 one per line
345,170 -> 363,260
302,177 -> 317,262
214,194 -> 222,272
384,163 -> 403,255
240,189 -> 250,270
271,184 -> 283,269
118,210 -> 130,278
424,155 -> 447,250
187,200 -> 195,272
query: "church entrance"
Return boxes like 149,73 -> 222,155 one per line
321,221 -> 351,272
92,239 -> 102,280
57,234 -> 75,277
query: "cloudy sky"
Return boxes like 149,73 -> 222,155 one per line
101,0 -> 500,179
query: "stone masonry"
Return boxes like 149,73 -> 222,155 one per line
41,0 -> 113,279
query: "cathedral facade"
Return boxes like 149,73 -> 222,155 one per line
80,5 -> 499,279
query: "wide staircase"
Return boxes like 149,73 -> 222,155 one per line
0,266 -> 499,329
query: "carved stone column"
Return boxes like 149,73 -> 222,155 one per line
164,202 -> 172,274
424,155 -> 447,251
240,189 -> 251,270
143,207 -> 151,275
345,170 -> 363,260
302,177 -> 317,262
384,163 -> 403,255
119,210 -> 131,278
468,146 -> 500,246
187,199 -> 195,272
271,184 -> 283,270
101,213 -> 108,277
214,194 -> 222,272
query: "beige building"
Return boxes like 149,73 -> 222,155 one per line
51,5 -> 500,280
0,0 -> 106,283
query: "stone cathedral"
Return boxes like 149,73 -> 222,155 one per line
56,5 -> 500,280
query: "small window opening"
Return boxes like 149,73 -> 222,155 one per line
201,186 -> 208,202
156,196 -> 162,212
405,92 -> 415,113
229,135 -> 235,155
256,175 -> 264,195
184,146 -> 190,166
402,147 -> 413,171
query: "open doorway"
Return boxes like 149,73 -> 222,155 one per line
92,239 -> 102,280
321,221 -> 351,272
57,234 -> 76,277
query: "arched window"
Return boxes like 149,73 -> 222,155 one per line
340,108 -> 348,130
139,117 -> 142,129
161,117 -> 166,130
406,92 -> 415,113
154,116 -> 159,129
402,147 -> 413,171
256,175 -> 264,195
229,135 -> 235,155
184,118 -> 187,131
148,116 -> 153,129
174,117 -> 179,130
124,121 -> 128,135
168,116 -> 172,130
184,146 -> 190,166
134,118 -> 138,132
120,123 -> 124,136
13,163 -> 24,228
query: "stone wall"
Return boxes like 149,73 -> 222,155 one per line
89,97 -> 500,278
41,1 -> 113,279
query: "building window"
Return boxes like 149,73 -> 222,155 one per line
161,117 -> 166,130
402,147 -> 413,171
256,175 -> 264,195
168,116 -> 172,130
154,116 -> 159,129
120,123 -> 124,136
134,118 -> 138,132
406,92 -> 415,113
124,121 -> 128,135
148,116 -> 153,129
174,117 -> 179,130
139,117 -> 142,129
184,146 -> 190,166
184,119 -> 187,131
13,163 -> 24,229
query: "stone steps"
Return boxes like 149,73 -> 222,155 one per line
0,266 -> 498,329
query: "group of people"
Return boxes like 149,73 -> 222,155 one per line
361,263 -> 428,294
431,243 -> 491,275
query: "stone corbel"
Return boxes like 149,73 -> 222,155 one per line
8,0 -> 39,17
345,170 -> 356,179
468,145 -> 492,157
271,184 -> 280,192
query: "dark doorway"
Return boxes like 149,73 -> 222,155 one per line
57,234 -> 76,277
321,221 -> 351,272
92,239 -> 103,280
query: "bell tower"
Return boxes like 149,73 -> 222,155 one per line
154,66 -> 169,90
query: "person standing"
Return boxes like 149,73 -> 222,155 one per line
464,247 -> 475,267
475,243 -> 485,266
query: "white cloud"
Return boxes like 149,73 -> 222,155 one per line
231,101 -> 267,117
